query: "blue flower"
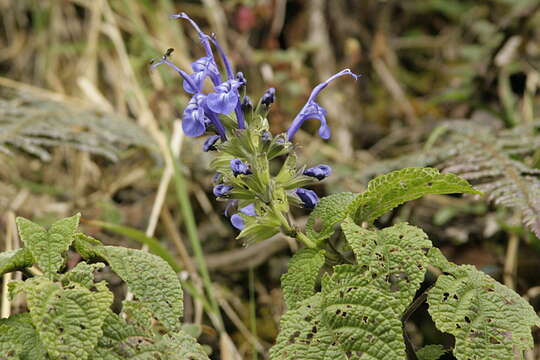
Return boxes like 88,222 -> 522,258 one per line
295,188 -> 319,209
151,53 -> 199,93
303,164 -> 332,180
183,56 -> 220,94
183,94 -> 209,137
241,96 -> 253,112
230,158 -> 251,176
203,135 -> 220,152
287,69 -> 359,140
213,184 -> 233,197
207,79 -> 242,114
230,203 -> 257,230
260,88 -> 276,106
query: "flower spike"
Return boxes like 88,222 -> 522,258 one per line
287,69 -> 359,140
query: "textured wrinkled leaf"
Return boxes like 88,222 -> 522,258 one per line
0,247 -> 34,276
305,192 -> 356,244
61,261 -> 105,289
16,214 -> 80,276
91,311 -> 146,359
0,313 -> 47,359
23,277 -> 113,360
281,248 -> 325,310
416,344 -> 448,360
321,264 -> 407,358
149,331 -> 210,360
270,294 -> 352,360
427,265 -> 540,360
349,168 -> 480,223
342,219 -> 432,311
100,246 -> 183,331
123,301 -> 153,329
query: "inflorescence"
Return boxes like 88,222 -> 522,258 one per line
153,13 -> 358,245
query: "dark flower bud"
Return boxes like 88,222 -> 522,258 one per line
211,172 -> 222,185
230,158 -> 252,176
236,72 -> 247,87
260,88 -> 276,106
241,96 -> 253,112
203,135 -> 220,152
213,184 -> 233,197
261,130 -> 272,142
295,188 -> 319,209
303,164 -> 332,180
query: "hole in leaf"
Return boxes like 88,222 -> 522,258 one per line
464,316 -> 471,323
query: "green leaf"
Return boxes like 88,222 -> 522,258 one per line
61,261 -> 105,289
16,213 -> 81,277
342,219 -> 432,311
0,313 -> 47,359
270,294 -> 351,360
123,301 -> 153,330
99,246 -> 184,331
416,344 -> 448,360
91,311 -> 145,359
87,221 -> 182,272
23,277 -> 113,360
305,192 -> 356,244
73,233 -> 104,259
427,265 -> 540,360
320,264 -> 407,358
348,168 -> 481,223
281,248 -> 325,310
0,248 -> 34,276
150,331 -> 210,360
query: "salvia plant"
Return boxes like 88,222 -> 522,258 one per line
1,12 -> 539,360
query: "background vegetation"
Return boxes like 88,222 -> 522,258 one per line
1,0 -> 539,358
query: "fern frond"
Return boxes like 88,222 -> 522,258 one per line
0,87 -> 155,161
360,120 -> 540,237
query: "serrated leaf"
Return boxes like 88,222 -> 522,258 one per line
342,219 -> 432,311
99,246 -> 183,331
320,264 -> 407,358
91,311 -> 146,359
0,313 -> 47,359
427,265 -> 540,360
281,248 -> 325,310
349,168 -> 480,223
16,214 -> 81,277
0,247 -> 34,276
270,294 -> 352,360
23,277 -> 113,360
150,331 -> 210,360
305,192 -> 356,244
416,344 -> 448,360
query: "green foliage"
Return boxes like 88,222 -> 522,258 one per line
281,248 -> 325,310
0,248 -> 34,277
0,215 -> 208,360
272,168 -> 539,359
349,167 -> 481,224
16,213 -> 80,277
427,263 -> 540,360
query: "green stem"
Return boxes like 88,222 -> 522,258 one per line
296,231 -> 316,249
169,146 -> 224,332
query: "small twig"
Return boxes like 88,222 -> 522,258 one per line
503,231 -> 519,290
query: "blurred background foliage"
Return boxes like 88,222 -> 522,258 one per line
1,0 -> 540,358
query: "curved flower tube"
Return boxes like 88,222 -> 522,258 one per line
303,164 -> 332,180
230,203 -> 257,230
230,158 -> 251,176
295,188 -> 320,209
203,135 -> 220,152
213,184 -> 233,197
287,69 -> 359,140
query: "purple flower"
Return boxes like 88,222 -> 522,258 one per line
224,199 -> 238,216
230,158 -> 251,176
213,184 -> 233,197
236,72 -> 246,87
287,69 -> 359,140
303,165 -> 332,180
151,52 -> 199,93
230,203 -> 257,230
241,96 -> 253,112
260,88 -> 276,106
183,94 -> 209,137
183,56 -> 220,94
207,79 -> 242,114
211,172 -> 222,184
203,135 -> 220,152
295,188 -> 320,209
